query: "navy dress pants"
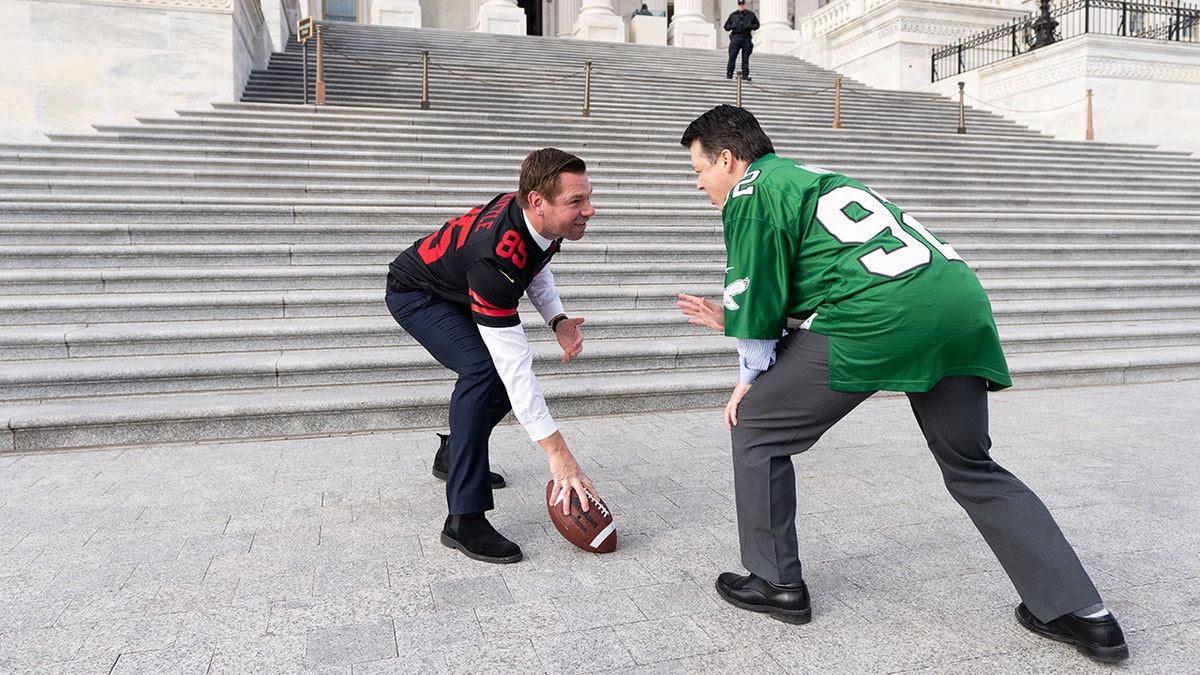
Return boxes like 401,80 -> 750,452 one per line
386,287 -> 512,515
727,36 -> 753,79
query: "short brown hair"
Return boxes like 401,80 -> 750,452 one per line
517,148 -> 587,209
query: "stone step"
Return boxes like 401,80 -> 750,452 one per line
0,368 -> 729,453
3,239 -> 1198,270
5,220 -> 1200,246
6,303 -> 1197,361
2,259 -> 1198,316
0,332 -> 732,402
16,123 -> 1187,172
3,195 -> 1194,220
0,310 -> 698,360
5,200 -> 1200,228
7,155 -> 1199,191
2,258 -> 1199,302
4,290 -> 1195,367
0,285 -> 708,325
8,145 -> 1190,192
4,174 -> 1197,204
4,344 -> 1199,452
2,276 -> 1200,357
997,320 -> 1200,353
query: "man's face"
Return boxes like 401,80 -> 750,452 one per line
689,140 -> 737,208
536,172 -> 594,241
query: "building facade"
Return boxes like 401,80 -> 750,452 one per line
4,0 -> 1197,153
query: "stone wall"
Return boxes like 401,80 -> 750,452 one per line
930,35 -> 1200,155
0,0 -> 271,142
795,0 -> 1027,91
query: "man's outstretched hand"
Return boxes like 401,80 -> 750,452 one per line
555,317 -> 585,362
677,293 -> 723,332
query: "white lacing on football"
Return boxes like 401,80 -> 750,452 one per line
586,490 -> 610,519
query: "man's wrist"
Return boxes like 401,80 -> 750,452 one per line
550,315 -> 569,333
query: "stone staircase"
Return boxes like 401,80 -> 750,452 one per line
2,23 -> 1199,453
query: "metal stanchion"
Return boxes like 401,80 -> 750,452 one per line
957,81 -> 966,134
582,61 -> 592,117
421,51 -> 430,109
736,75 -> 742,108
832,77 -> 842,129
315,25 -> 326,105
1086,88 -> 1094,140
297,17 -> 313,105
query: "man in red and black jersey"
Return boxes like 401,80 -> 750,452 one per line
386,148 -> 600,564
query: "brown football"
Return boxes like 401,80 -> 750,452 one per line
545,480 -> 616,553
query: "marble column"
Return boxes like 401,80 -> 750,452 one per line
669,0 -> 716,49
572,0 -> 626,42
474,0 -> 526,35
755,0 -> 802,53
556,0 -> 583,37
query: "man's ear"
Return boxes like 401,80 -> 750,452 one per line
527,191 -> 543,215
720,149 -> 738,175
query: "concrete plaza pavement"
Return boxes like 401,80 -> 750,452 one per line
1,378 -> 1198,673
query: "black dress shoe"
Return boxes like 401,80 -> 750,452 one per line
432,433 -> 506,489
1015,603 -> 1129,662
715,572 -> 811,624
441,513 -> 522,564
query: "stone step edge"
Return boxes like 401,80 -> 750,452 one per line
5,347 -> 1200,453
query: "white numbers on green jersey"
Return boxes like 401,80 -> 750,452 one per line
816,185 -> 962,278
731,170 -> 761,199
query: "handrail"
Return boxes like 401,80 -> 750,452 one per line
932,0 -> 1200,82
301,25 -> 1097,139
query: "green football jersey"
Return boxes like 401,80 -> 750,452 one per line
721,153 -> 1011,392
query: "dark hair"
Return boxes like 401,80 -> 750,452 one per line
680,105 -> 774,164
517,148 -> 587,209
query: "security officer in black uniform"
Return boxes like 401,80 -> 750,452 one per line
725,0 -> 760,81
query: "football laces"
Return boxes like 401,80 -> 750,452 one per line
585,490 -> 610,518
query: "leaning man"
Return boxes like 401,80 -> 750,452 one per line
386,148 -> 600,564
676,105 -> 1127,662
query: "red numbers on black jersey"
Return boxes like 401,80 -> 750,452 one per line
417,195 -> 516,266
418,207 -> 479,264
495,230 -> 527,269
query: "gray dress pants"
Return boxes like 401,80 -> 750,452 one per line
730,329 -> 1102,622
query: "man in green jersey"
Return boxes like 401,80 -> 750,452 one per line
676,105 -> 1127,662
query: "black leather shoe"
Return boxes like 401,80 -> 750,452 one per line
1016,603 -> 1129,662
432,433 -> 505,489
441,513 -> 523,564
715,572 -> 811,624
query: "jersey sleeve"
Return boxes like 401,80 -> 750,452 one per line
465,259 -> 525,328
722,200 -> 798,340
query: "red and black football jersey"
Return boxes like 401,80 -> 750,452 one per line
387,193 -> 560,328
